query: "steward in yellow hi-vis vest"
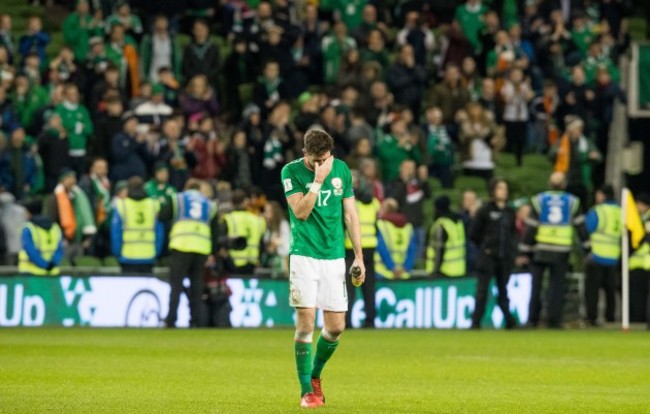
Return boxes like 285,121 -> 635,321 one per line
158,179 -> 218,328
19,201 -> 64,276
221,189 -> 266,274
374,198 -> 417,280
629,193 -> 650,326
519,172 -> 590,328
344,176 -> 380,328
584,185 -> 621,326
426,196 -> 466,278
111,178 -> 162,274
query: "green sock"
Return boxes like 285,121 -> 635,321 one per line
295,341 -> 313,396
311,334 -> 339,379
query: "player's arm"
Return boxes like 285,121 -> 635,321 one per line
286,191 -> 319,221
286,156 -> 334,221
343,196 -> 366,283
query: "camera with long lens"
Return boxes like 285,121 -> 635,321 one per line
203,236 -> 247,327
217,236 -> 247,251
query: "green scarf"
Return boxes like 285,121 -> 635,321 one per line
71,186 -> 97,240
263,135 -> 284,170
260,76 -> 281,95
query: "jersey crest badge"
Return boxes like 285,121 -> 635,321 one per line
331,177 -> 343,196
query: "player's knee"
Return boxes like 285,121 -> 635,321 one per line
294,330 -> 314,343
321,326 -> 343,341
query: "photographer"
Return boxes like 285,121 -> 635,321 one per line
203,224 -> 248,327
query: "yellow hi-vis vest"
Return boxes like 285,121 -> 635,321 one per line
589,203 -> 622,262
169,191 -> 215,255
532,192 -> 578,250
223,210 -> 266,268
18,222 -> 62,276
425,217 -> 466,277
374,219 -> 413,279
630,210 -> 650,270
114,198 -> 160,261
345,198 -> 380,250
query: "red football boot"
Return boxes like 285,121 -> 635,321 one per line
310,378 -> 325,403
300,392 -> 324,408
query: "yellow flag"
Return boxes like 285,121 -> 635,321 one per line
625,191 -> 645,249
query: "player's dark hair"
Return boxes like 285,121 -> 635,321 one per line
304,129 -> 334,156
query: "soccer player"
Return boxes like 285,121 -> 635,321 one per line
281,129 -> 366,408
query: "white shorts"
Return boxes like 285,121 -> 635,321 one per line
289,255 -> 347,312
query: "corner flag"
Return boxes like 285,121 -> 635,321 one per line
624,190 -> 644,249
621,188 -> 645,331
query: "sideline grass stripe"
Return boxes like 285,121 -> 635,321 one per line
1,328 -> 649,413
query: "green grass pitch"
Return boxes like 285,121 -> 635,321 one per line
1,328 -> 649,413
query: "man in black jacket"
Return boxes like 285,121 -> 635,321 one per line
470,178 -> 518,329
37,113 -> 71,193
92,97 -> 123,158
181,19 -> 219,86
387,44 -> 427,119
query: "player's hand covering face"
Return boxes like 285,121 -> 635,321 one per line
305,151 -> 333,183
304,150 -> 331,169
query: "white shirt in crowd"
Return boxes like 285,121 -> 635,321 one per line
501,81 -> 531,122
463,139 -> 495,171
150,34 -> 172,82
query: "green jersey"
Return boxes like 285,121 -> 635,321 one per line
281,158 -> 354,260
144,179 -> 177,209
55,102 -> 93,154
454,3 -> 487,52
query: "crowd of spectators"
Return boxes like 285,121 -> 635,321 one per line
0,0 -> 634,269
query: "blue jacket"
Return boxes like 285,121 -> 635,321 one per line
376,229 -> 418,273
18,31 -> 50,65
0,147 -> 38,199
109,131 -> 150,182
110,199 -> 164,265
22,216 -> 64,268
0,102 -> 18,135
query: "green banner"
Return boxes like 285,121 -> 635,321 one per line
0,276 -> 90,326
1,274 -> 532,328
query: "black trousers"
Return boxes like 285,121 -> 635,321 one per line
345,248 -> 376,328
121,263 -> 153,274
528,261 -> 569,327
472,254 -> 516,328
165,250 -> 207,328
629,269 -> 649,323
584,261 -> 617,323
566,184 -> 589,212
505,120 -> 527,166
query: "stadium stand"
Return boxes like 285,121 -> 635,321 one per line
0,0 -> 642,283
